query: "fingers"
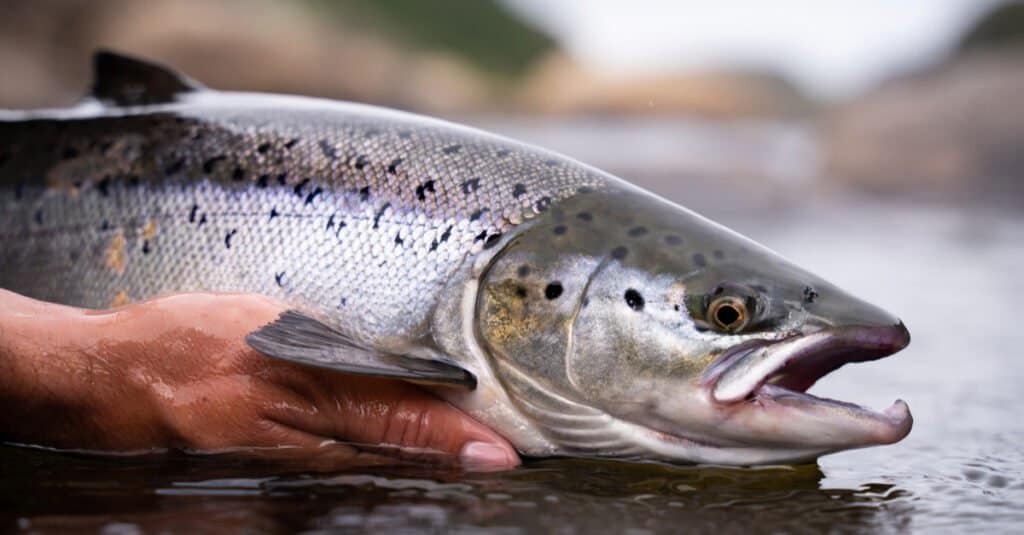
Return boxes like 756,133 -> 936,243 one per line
270,373 -> 521,472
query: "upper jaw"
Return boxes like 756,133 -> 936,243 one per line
700,322 -> 913,448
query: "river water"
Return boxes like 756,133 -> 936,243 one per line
2,119 -> 1021,534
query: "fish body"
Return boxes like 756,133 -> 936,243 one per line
0,52 -> 912,464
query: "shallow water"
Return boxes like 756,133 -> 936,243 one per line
2,119 -> 1022,533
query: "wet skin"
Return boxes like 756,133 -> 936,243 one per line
0,290 -> 519,471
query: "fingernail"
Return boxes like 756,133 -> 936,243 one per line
458,441 -> 516,472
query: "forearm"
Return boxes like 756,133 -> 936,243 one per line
0,290 -> 166,450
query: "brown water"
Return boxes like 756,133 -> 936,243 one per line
2,119 -> 1022,533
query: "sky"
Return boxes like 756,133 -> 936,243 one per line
503,0 -> 1005,99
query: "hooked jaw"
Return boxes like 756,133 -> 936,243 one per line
701,322 -> 913,455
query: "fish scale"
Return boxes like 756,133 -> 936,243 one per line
0,97 -> 609,344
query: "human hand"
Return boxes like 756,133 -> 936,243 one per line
0,290 -> 519,471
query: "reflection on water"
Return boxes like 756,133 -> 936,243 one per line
1,448 -> 913,534
2,116 -> 1022,532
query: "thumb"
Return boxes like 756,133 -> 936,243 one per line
315,374 -> 521,472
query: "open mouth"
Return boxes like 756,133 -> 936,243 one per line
703,323 -> 913,446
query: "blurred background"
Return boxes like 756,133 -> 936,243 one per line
2,1 -> 1022,532
1,0 -> 1022,207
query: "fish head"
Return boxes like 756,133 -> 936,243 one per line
476,190 -> 911,464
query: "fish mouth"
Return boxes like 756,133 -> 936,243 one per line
703,323 -> 913,449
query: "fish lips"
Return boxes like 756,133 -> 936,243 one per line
702,323 -> 913,448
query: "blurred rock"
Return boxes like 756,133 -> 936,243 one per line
0,0 -> 502,113
959,1 -> 1024,52
0,0 -> 811,118
822,50 -> 1024,202
518,52 -> 812,118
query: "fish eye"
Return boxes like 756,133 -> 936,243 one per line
708,296 -> 749,332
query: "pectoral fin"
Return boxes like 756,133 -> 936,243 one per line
246,310 -> 476,389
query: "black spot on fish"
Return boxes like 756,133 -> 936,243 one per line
202,155 -> 226,173
628,226 -> 648,237
284,138 -> 299,149
96,176 -> 111,197
496,149 -> 511,157
100,220 -> 110,231
415,180 -> 436,201
515,286 -> 528,298
373,203 -> 391,229
803,286 -> 819,303
304,187 -> 323,206
293,178 -> 310,196
429,225 -> 453,251
545,282 -> 564,300
517,265 -> 531,278
624,289 -> 644,311
394,232 -> 404,245
442,145 -> 461,154
474,230 -> 488,242
577,212 -> 593,222
277,173 -> 288,186
256,174 -> 270,188
340,297 -> 348,307
33,209 -> 43,225
544,159 -> 559,167
693,253 -> 707,267
142,240 -> 151,255
269,207 -> 280,220
326,214 -> 336,230
398,130 -> 412,139
512,183 -> 527,198
232,166 -> 245,181
578,186 -> 594,194
664,235 -> 682,246
483,233 -> 502,249
275,272 -> 285,286
469,208 -> 488,221
164,157 -> 185,175
713,250 -> 724,260
611,246 -> 629,260
319,139 -> 337,159
61,146 -> 78,159
353,154 -> 369,170
462,178 -> 481,195
387,157 -> 403,174
533,196 -> 552,212
189,204 -> 198,223
224,229 -> 237,249
359,186 -> 371,202
198,214 -> 207,226
552,224 -> 567,235
257,142 -> 271,154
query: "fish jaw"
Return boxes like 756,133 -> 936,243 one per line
694,323 -> 913,457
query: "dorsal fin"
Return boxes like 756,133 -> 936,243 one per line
89,50 -> 204,106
